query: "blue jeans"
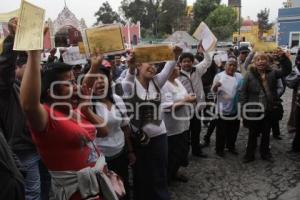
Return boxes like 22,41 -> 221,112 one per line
16,150 -> 41,200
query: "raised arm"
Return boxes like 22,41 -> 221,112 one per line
275,51 -> 292,78
20,51 -> 48,132
82,52 -> 103,89
122,52 -> 136,96
194,51 -> 212,77
154,61 -> 177,88
244,51 -> 255,71
154,46 -> 182,88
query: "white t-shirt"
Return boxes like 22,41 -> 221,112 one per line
133,79 -> 167,138
212,71 -> 243,115
122,61 -> 177,138
94,94 -> 129,157
161,79 -> 191,136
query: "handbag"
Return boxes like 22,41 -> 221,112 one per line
269,100 -> 284,121
286,67 -> 300,89
92,145 -> 126,200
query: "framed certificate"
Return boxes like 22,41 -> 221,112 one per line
134,44 -> 175,63
85,24 -> 125,55
13,1 -> 45,51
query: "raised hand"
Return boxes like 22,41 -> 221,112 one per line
197,41 -> 205,53
173,46 -> 183,61
91,48 -> 103,70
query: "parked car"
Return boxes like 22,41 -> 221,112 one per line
291,46 -> 300,55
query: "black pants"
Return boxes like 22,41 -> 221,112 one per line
167,131 -> 189,182
204,119 -> 217,141
190,113 -> 202,152
133,134 -> 169,200
106,150 -> 130,200
292,106 -> 300,151
271,120 -> 281,137
245,116 -> 272,159
215,117 -> 240,153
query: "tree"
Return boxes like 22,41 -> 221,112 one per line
94,1 -> 122,25
159,0 -> 187,34
257,8 -> 273,40
120,0 -> 168,36
205,5 -> 238,41
190,0 -> 221,33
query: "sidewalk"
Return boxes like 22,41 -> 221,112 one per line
278,183 -> 300,200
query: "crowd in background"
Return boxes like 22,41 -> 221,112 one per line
1,17 -> 300,200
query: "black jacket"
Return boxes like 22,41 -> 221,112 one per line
0,128 -> 25,200
240,55 -> 292,116
0,35 -> 36,152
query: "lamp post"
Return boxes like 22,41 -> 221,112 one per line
238,1 -> 242,47
155,10 -> 168,39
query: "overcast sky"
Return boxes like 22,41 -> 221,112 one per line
0,0 -> 285,27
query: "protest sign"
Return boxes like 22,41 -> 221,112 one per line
134,44 -> 175,63
193,22 -> 217,52
78,42 -> 86,54
0,38 -> 4,55
85,24 -> 125,55
13,1 -> 45,51
62,46 -> 87,65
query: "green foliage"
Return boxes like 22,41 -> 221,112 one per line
159,0 -> 187,34
120,0 -> 162,30
257,8 -> 273,39
120,0 -> 186,36
190,0 -> 221,33
94,1 -> 122,25
205,5 -> 238,41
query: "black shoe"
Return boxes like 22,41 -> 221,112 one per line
273,135 -> 282,140
203,137 -> 210,147
173,172 -> 189,183
192,150 -> 208,158
216,151 -> 225,157
261,155 -> 274,163
228,149 -> 239,155
287,149 -> 300,154
243,157 -> 255,163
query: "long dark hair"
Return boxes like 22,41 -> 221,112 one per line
41,62 -> 73,103
93,66 -> 115,104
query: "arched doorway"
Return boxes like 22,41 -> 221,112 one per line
132,34 -> 138,45
55,25 -> 83,47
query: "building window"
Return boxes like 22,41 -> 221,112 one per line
291,33 -> 300,47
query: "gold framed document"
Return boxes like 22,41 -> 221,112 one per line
193,22 -> 217,52
85,24 -> 125,55
78,42 -> 86,54
13,1 -> 45,51
133,44 -> 175,63
0,38 -> 4,55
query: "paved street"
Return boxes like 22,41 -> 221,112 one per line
170,88 -> 300,200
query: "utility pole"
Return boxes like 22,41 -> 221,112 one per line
238,0 -> 241,47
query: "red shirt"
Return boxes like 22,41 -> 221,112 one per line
30,105 -> 102,200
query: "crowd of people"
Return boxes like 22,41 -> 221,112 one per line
1,17 -> 300,200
